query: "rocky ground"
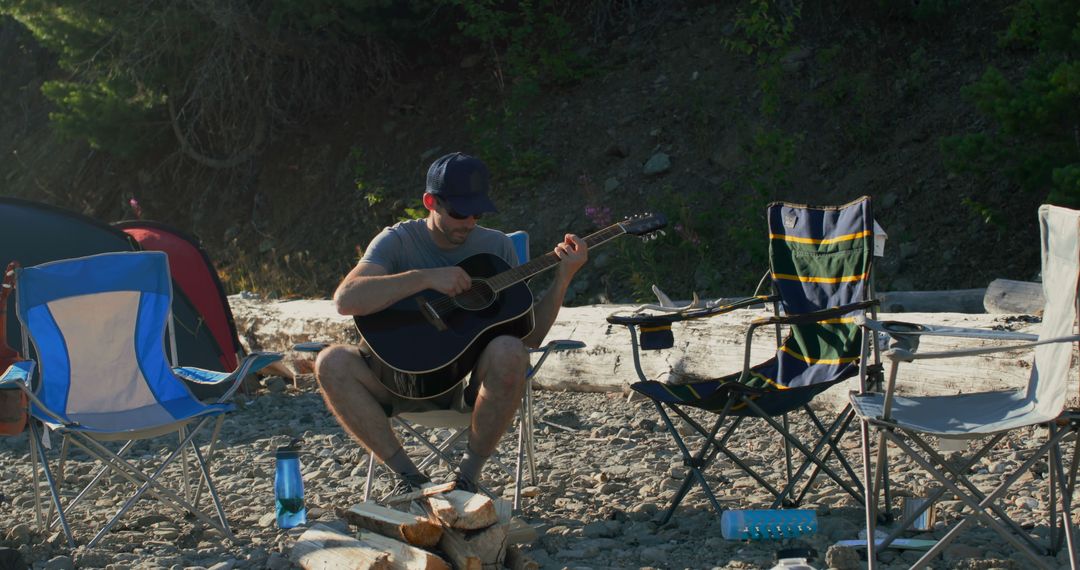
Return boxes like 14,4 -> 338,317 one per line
0,382 -> 1075,570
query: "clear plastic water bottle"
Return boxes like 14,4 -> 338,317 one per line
274,441 -> 306,528
721,509 -> 817,540
770,557 -> 817,570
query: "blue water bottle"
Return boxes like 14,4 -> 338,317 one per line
721,509 -> 817,540
274,440 -> 306,528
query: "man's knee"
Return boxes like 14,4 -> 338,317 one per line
479,336 -> 529,393
488,335 -> 529,370
315,345 -> 360,388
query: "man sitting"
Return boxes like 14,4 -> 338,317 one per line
316,152 -> 588,492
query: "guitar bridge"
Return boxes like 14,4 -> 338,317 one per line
416,296 -> 448,332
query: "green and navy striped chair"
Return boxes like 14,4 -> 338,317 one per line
608,197 -> 881,524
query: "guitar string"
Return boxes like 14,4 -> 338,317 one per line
422,222 -> 646,318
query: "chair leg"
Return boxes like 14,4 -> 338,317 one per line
29,422 -> 75,548
66,420 -> 232,547
29,424 -> 44,530
52,440 -> 136,531
524,377 -> 538,484
1062,511 -> 1077,569
860,420 -> 878,570
654,402 -> 728,525
742,398 -> 865,505
363,453 -> 376,503
179,426 -> 192,502
1049,424 -> 1079,557
778,406 -> 863,508
887,431 -> 1058,569
805,407 -> 864,493
193,416 -> 226,510
186,434 -> 234,541
515,401 -> 527,512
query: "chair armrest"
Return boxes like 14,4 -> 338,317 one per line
175,352 -> 283,403
0,359 -> 34,387
606,295 -> 776,326
858,316 -> 1039,342
1,360 -> 75,426
883,334 -> 1080,363
736,300 -> 878,383
293,341 -> 331,353
530,339 -> 585,354
528,339 -> 585,379
750,300 -> 879,326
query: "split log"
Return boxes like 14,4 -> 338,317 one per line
291,523 -> 390,570
436,499 -> 511,570
506,518 -> 538,545
341,502 -> 443,548
425,490 -> 497,530
504,545 -> 539,570
383,482 -> 456,507
984,279 -> 1044,315
359,530 -> 451,570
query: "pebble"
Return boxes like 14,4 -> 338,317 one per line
0,389 -> 1069,569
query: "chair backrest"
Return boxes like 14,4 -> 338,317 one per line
506,231 -> 529,266
1029,205 -> 1080,413
759,197 -> 874,390
16,251 -> 191,420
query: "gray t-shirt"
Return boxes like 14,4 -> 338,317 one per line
360,219 -> 519,272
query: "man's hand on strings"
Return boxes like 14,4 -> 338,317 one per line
553,234 -> 588,278
425,266 -> 473,296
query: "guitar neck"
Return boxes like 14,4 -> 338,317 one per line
487,224 -> 626,292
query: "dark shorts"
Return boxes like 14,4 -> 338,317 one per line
359,346 -> 478,417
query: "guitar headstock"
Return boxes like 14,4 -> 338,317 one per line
0,261 -> 19,314
618,212 -> 668,241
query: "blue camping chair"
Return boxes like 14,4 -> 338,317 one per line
607,197 -> 883,524
0,251 -> 281,547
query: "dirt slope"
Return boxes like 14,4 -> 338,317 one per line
0,3 -> 1042,304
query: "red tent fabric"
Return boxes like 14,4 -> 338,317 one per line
116,222 -> 241,371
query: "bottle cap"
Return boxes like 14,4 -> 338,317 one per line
275,437 -> 302,459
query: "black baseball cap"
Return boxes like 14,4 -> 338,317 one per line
425,152 -> 498,217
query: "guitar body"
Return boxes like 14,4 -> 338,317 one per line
354,253 -> 535,399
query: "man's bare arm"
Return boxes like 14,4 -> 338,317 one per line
522,234 -> 588,348
333,262 -> 474,316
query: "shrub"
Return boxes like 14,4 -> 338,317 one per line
942,0 -> 1080,207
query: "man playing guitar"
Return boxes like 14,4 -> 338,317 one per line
316,152 -> 588,493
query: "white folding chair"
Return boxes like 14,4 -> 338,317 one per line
851,204 -> 1080,569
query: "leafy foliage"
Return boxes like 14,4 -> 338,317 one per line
942,0 -> 1080,207
1,0 -> 408,161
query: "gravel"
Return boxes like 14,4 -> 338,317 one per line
0,380 -> 1074,569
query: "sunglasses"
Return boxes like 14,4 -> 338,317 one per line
437,197 -> 481,220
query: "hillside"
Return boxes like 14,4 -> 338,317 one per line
0,2 -> 1044,305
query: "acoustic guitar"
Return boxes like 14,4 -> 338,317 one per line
354,213 -> 667,399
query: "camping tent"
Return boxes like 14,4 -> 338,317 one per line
0,198 -> 237,397
115,220 -> 243,372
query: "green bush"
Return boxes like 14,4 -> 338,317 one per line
942,0 -> 1080,207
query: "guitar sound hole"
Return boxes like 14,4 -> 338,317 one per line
453,279 -> 496,311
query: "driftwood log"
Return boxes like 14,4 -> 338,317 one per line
984,279 -> 1044,315
878,289 -> 986,313
231,299 -> 1078,411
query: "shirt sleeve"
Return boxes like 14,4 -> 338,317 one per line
359,227 -> 401,273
